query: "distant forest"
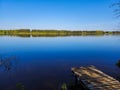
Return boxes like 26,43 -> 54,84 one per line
0,29 -> 120,37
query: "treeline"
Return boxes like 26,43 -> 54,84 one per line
0,29 -> 120,37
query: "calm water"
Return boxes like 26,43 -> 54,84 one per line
0,36 -> 120,90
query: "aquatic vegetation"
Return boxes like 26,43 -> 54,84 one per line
16,83 -> 25,90
60,83 -> 67,90
116,60 -> 120,68
0,55 -> 18,71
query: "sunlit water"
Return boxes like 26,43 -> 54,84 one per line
0,36 -> 120,90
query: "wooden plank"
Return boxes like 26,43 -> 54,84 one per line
71,66 -> 120,90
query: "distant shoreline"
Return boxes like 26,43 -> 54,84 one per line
0,29 -> 120,37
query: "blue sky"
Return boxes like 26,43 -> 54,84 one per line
0,0 -> 119,30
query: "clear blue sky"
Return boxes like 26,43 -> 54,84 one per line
0,0 -> 119,30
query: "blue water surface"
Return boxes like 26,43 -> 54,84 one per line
0,36 -> 120,90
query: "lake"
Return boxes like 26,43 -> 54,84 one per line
0,35 -> 120,90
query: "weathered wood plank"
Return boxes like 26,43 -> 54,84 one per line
71,66 -> 120,90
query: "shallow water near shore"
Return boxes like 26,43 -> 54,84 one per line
0,35 -> 120,90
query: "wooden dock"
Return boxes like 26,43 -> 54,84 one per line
71,66 -> 120,90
